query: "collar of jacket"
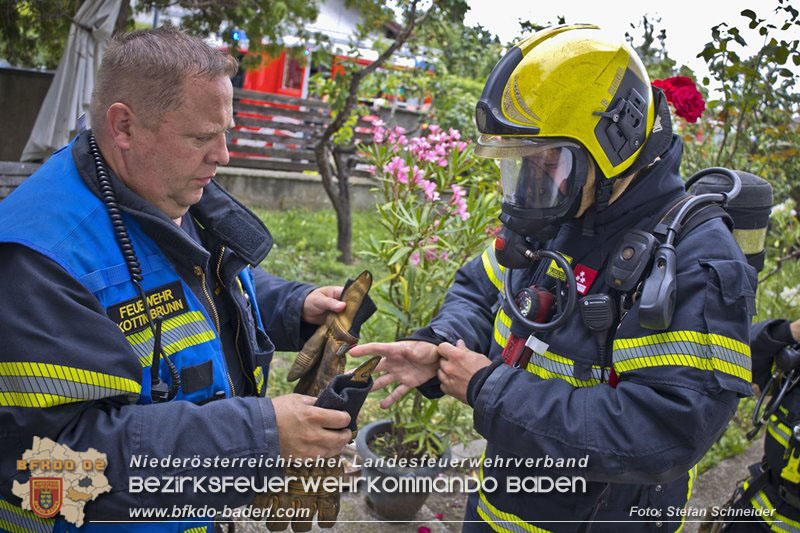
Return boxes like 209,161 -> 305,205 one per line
71,130 -> 273,268
592,134 -> 686,232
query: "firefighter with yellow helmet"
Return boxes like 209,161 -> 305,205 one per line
352,25 -> 756,531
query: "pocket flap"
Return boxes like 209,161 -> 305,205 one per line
700,259 -> 757,307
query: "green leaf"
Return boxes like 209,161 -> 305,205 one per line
388,246 -> 411,265
741,9 -> 757,20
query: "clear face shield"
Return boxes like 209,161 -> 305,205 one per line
475,136 -> 589,239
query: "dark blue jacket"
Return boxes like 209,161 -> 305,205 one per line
419,137 -> 757,532
727,319 -> 800,532
0,131 -> 314,530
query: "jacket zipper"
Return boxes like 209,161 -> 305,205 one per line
193,263 -> 235,396
214,246 -> 254,394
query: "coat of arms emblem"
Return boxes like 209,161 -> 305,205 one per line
30,478 -> 62,518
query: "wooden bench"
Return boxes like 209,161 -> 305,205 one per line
229,88 -> 375,177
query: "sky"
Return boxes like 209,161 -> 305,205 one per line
464,0 -> 798,85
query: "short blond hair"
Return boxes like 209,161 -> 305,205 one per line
90,26 -> 238,136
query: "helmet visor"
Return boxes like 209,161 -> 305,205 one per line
476,136 -> 585,210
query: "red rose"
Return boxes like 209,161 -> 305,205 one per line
652,76 -> 705,123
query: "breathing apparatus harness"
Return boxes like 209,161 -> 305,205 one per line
496,167 -> 745,379
88,134 -> 181,402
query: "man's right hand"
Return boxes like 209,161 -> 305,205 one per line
348,341 -> 439,408
272,394 -> 351,458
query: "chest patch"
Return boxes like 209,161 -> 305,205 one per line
574,264 -> 599,295
106,281 -> 189,334
545,252 -> 573,281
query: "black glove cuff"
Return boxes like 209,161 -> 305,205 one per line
402,325 -> 448,345
467,359 -> 504,407
314,372 -> 372,432
770,320 -> 796,345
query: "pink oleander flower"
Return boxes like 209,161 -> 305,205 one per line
411,165 -> 424,185
448,128 -> 461,141
424,248 -> 438,261
451,184 -> 470,220
454,141 -> 468,152
439,250 -> 449,261
429,124 -> 442,135
410,251 -> 420,266
384,156 -> 409,184
421,179 -> 440,201
366,165 -> 376,175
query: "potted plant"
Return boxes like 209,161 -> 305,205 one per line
355,121 -> 499,520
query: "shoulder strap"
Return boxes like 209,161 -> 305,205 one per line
652,196 -> 733,244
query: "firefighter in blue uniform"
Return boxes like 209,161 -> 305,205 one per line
351,25 -> 757,531
719,318 -> 800,531
0,28 -> 352,531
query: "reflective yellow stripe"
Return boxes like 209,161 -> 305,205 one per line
0,362 -> 140,407
482,242 -> 505,292
768,415 -> 791,449
745,480 -> 800,532
254,366 -> 265,394
612,331 -> 751,382
185,527 -> 208,533
675,465 -> 698,533
127,311 -> 217,367
525,350 -> 602,388
477,450 -> 552,533
137,331 -> 217,368
494,309 -> 511,348
0,500 -> 54,533
733,227 -> 767,255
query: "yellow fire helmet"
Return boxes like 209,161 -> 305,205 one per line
475,24 -> 673,181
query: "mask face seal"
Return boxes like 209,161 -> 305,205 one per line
476,136 -> 589,240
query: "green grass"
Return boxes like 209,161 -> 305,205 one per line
253,208 -> 387,287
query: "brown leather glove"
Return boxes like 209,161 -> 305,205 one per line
257,271 -> 377,532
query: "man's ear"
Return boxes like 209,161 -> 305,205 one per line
106,103 -> 135,150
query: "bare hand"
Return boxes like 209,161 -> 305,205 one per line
302,286 -> 346,324
272,394 -> 351,458
348,341 -> 439,408
791,319 -> 800,343
438,340 -> 491,405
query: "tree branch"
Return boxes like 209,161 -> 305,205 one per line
759,245 -> 800,283
316,0 -> 422,145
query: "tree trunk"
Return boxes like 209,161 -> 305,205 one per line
113,0 -> 131,35
336,186 -> 353,263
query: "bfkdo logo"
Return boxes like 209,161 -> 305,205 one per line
30,478 -> 62,518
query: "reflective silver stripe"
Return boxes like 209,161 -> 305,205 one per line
0,362 -> 140,408
125,311 -> 216,367
525,350 -> 602,388
476,492 -> 551,533
0,500 -> 54,533
254,367 -> 265,394
768,415 -> 791,448
612,331 -> 751,382
750,488 -> 800,532
0,374 -> 132,402
613,338 -> 750,370
494,309 -> 511,348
